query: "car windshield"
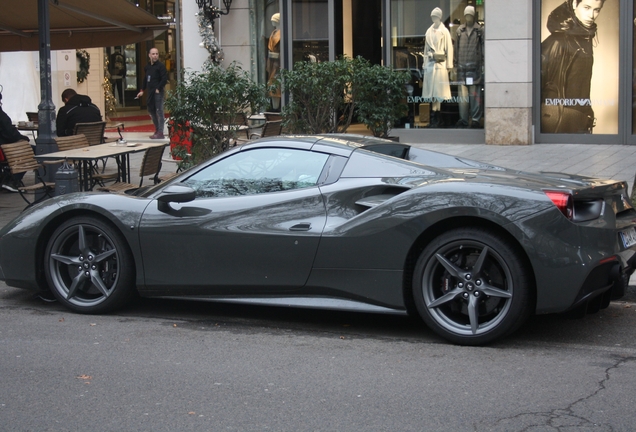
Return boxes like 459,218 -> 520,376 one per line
184,148 -> 329,198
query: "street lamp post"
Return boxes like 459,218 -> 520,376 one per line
195,0 -> 233,31
36,0 -> 57,159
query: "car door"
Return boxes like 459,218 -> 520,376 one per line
138,147 -> 330,294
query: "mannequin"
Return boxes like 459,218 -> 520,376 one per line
454,6 -> 484,128
109,49 -> 125,106
421,7 -> 453,128
267,13 -> 282,111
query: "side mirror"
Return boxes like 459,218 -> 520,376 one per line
156,184 -> 196,210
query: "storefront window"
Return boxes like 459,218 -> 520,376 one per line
390,0 -> 485,130
254,0 -> 281,111
540,0 -> 619,135
291,0 -> 330,64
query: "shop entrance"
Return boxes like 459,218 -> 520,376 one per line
340,0 -> 382,65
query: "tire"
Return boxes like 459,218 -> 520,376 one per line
412,227 -> 532,345
44,216 -> 135,314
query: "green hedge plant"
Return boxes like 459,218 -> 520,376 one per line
277,56 -> 409,138
165,62 -> 267,167
352,59 -> 410,138
278,57 -> 359,134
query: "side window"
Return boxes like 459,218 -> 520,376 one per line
185,148 -> 329,198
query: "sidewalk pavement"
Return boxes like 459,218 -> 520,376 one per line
2,134 -> 636,230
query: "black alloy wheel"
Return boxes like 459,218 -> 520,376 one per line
413,227 -> 532,345
44,216 -> 135,313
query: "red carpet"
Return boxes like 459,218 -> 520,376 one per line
109,114 -> 170,122
105,124 -> 155,132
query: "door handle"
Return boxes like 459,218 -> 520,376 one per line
290,223 -> 311,231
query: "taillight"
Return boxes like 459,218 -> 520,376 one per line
545,191 -> 573,219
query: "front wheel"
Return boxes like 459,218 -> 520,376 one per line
413,227 -> 533,345
44,216 -> 135,314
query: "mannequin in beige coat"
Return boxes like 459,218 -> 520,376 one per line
422,7 -> 453,127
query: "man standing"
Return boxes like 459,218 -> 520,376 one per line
56,89 -> 102,137
137,47 -> 168,139
454,6 -> 484,129
541,0 -> 606,133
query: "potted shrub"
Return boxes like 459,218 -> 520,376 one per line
165,62 -> 268,169
277,57 -> 357,134
352,58 -> 410,139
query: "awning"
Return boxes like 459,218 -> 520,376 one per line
0,0 -> 167,52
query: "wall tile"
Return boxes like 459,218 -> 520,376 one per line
485,39 -> 531,83
485,107 -> 532,145
485,0 -> 532,40
485,82 -> 532,109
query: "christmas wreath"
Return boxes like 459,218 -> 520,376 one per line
77,49 -> 90,83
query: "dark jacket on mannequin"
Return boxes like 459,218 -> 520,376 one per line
454,22 -> 484,84
56,94 -> 102,137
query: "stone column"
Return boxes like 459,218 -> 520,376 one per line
484,0 -> 533,145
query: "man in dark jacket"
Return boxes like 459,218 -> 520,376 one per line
56,89 -> 102,137
0,92 -> 29,192
137,47 -> 168,139
541,0 -> 605,134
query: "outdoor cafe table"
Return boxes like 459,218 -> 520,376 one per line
36,141 -> 168,191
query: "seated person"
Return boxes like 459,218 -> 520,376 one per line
0,91 -> 29,192
56,89 -> 102,137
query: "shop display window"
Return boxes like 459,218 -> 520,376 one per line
253,0 -> 281,111
540,0 -> 619,135
291,0 -> 329,64
390,0 -> 485,130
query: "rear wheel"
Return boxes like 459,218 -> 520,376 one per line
44,216 -> 135,313
413,227 -> 532,345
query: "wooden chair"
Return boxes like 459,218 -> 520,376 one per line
24,112 -> 39,138
249,120 -> 282,139
26,112 -> 39,124
54,134 -> 117,188
55,134 -> 89,152
73,121 -> 117,173
0,141 -> 56,208
98,146 -> 166,194
263,112 -> 282,121
73,121 -> 107,146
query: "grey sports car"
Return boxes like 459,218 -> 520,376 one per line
1,134 -> 635,345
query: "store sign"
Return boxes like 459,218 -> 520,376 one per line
539,0 -> 618,135
57,50 -> 75,71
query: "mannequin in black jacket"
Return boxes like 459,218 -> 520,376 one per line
56,89 -> 102,137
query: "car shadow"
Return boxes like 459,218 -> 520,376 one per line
5,285 -> 635,348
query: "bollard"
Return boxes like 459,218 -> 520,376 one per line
54,159 -> 79,196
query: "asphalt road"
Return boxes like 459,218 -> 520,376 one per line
1,284 -> 636,431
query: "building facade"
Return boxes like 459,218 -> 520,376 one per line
181,0 -> 636,146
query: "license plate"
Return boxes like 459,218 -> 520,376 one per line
620,227 -> 636,248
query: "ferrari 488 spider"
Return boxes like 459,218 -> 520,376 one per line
1,135 -> 635,345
